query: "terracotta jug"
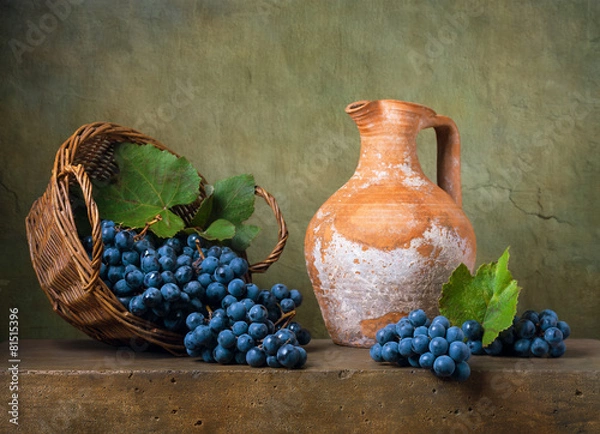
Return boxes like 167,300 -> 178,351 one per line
304,100 -> 476,348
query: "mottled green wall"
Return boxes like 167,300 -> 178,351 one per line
1,0 -> 598,342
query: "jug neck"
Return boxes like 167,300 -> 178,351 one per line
346,100 -> 436,179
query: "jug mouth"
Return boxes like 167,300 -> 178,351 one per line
346,100 -> 371,114
346,100 -> 437,117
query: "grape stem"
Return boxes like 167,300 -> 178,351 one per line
274,308 -> 296,328
134,214 -> 163,241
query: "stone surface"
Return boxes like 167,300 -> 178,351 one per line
1,339 -> 599,433
0,1 -> 599,342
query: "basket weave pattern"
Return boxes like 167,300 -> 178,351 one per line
26,122 -> 288,354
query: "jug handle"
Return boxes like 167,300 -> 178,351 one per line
423,115 -> 462,208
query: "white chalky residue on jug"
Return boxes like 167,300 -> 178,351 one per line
310,218 -> 473,347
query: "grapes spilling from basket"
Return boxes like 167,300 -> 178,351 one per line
81,219 -> 311,368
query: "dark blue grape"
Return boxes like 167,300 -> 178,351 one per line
264,334 -> 283,356
128,295 -> 147,316
451,361 -> 471,381
248,322 -> 269,340
217,329 -> 237,349
429,337 -> 449,357
214,265 -> 234,284
107,265 -> 125,283
186,233 -> 201,249
557,321 -> 571,339
271,283 -> 290,301
174,265 -> 193,285
221,294 -> 238,310
370,343 -> 384,362
467,340 -> 485,355
381,341 -> 401,363
227,302 -> 248,322
544,327 -> 563,347
125,269 -> 144,289
161,283 -> 181,302
206,282 -> 227,304
419,352 -> 435,369
248,304 -> 269,323
398,338 -> 415,357
245,283 -> 261,301
431,315 -> 451,329
531,337 -> 550,357
275,328 -> 298,346
165,238 -> 182,255
484,339 -> 503,356
540,315 -> 558,332
157,245 -> 176,259
266,355 -> 282,368
236,334 -> 255,352
143,271 -> 163,288
396,322 -> 414,339
246,347 -> 266,367
229,257 -> 248,278
515,319 -> 536,339
121,250 -> 140,267
411,335 -> 431,355
461,320 -> 483,341
101,226 -> 116,244
200,256 -> 220,274
115,230 -> 134,251
186,312 -> 205,331
158,255 -> 176,272
280,298 -> 296,313
183,280 -> 204,298
521,310 -> 540,325
433,355 -> 455,377
103,246 -> 121,265
113,279 -> 134,296
176,254 -> 192,268
227,278 -> 246,298
277,343 -> 300,368
445,326 -> 464,343
549,341 -> 566,358
209,315 -> 229,334
408,309 -> 427,327
141,255 -> 160,273
213,345 -> 234,364
449,341 -> 470,363
197,273 -> 213,288
232,321 -> 249,337
142,287 -> 162,308
289,289 -> 303,307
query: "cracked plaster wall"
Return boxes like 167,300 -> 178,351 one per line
0,0 -> 598,340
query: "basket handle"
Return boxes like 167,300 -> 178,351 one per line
57,163 -> 103,289
248,185 -> 289,274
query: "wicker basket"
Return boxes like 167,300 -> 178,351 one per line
25,122 -> 288,355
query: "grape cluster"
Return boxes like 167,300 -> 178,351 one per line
370,309 -> 472,381
82,220 -> 311,368
465,309 -> 570,358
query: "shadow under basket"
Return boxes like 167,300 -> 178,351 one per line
25,122 -> 288,355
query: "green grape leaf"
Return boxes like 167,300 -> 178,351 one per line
199,218 -> 236,241
439,248 -> 521,347
190,193 -> 214,230
230,224 -> 261,252
212,174 -> 256,225
93,143 -> 202,238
